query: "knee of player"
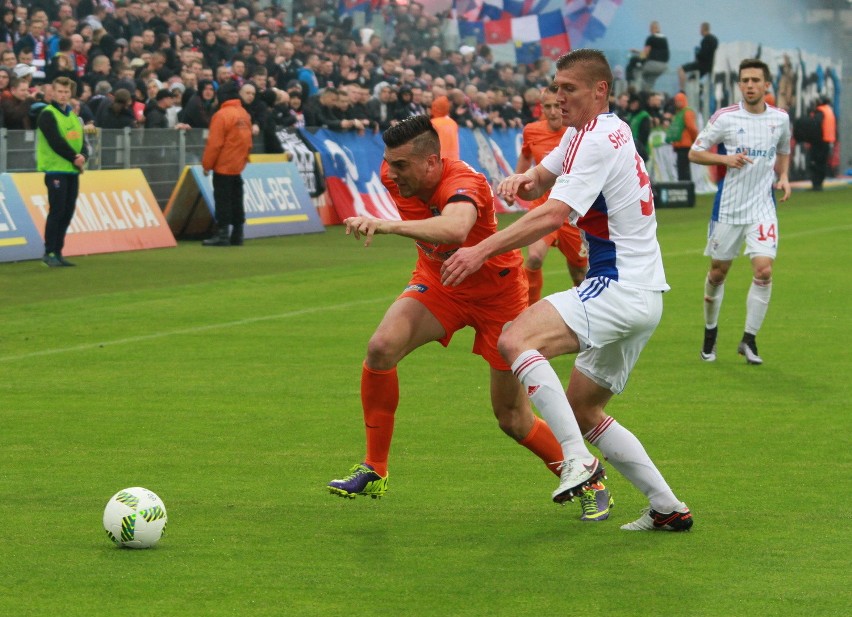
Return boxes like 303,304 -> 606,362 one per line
753,265 -> 773,282
708,265 -> 729,285
525,254 -> 544,270
365,334 -> 402,367
497,329 -> 523,365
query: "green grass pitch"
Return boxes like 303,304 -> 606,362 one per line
0,186 -> 849,616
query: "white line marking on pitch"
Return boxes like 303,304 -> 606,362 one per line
3,225 -> 848,364
0,297 -> 390,363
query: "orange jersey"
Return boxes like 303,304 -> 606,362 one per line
520,120 -> 566,208
381,158 -> 523,298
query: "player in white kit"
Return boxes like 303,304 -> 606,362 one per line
441,49 -> 692,532
689,58 -> 791,364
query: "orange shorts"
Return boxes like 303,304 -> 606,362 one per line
542,222 -> 588,270
399,267 -> 529,370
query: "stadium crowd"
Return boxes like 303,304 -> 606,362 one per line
0,0 -> 713,162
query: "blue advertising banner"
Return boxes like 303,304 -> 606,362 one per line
298,128 -> 399,221
187,162 -> 325,238
0,173 -> 47,263
458,126 -> 526,213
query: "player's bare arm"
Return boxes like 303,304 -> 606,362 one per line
344,200 -> 478,247
689,148 -> 753,169
505,153 -> 537,206
497,165 -> 558,203
441,199 -> 570,287
774,153 -> 792,202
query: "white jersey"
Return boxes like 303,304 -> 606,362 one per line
691,102 -> 791,224
541,112 -> 668,291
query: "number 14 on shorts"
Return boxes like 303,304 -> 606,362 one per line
758,223 -> 776,242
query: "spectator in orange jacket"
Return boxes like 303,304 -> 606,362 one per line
811,96 -> 836,191
201,80 -> 254,246
667,92 -> 699,182
430,95 -> 459,160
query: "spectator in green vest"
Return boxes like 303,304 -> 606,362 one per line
36,75 -> 88,267
665,92 -> 699,181
626,93 -> 651,162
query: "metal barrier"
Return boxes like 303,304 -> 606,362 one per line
0,128 -> 263,209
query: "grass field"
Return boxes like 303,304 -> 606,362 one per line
1,186 -> 850,616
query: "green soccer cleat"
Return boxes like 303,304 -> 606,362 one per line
328,463 -> 388,499
579,482 -> 614,521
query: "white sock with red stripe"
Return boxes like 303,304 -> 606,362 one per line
511,350 -> 593,463
585,416 -> 681,512
745,277 -> 772,335
704,276 -> 724,329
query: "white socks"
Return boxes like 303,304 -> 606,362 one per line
585,417 -> 681,513
512,350 -> 683,512
511,350 -> 594,463
703,276 -> 724,328
745,278 -> 772,335
706,276 -> 772,335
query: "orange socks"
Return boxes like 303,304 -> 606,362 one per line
525,267 -> 543,305
362,363 -> 399,477
519,416 -> 563,477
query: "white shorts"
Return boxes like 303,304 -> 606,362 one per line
704,220 -> 778,261
544,277 -> 664,394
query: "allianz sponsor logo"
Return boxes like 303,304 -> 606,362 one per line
735,146 -> 776,159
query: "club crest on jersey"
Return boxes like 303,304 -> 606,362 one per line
404,283 -> 428,293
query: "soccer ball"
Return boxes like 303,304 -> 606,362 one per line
103,487 -> 168,548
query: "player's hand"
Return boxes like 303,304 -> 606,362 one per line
497,173 -> 535,202
441,246 -> 486,287
344,216 -> 384,246
775,176 -> 792,202
727,153 -> 753,169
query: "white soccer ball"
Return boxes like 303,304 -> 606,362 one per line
103,487 -> 168,548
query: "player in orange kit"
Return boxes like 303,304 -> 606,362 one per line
516,86 -> 588,303
327,115 -> 612,521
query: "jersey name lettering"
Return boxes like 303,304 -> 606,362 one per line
608,125 -> 631,149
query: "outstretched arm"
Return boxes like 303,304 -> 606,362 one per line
441,199 -> 570,286
344,200 -> 477,247
497,163 -> 558,204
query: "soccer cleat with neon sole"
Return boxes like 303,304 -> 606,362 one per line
552,457 -> 606,504
327,463 -> 388,499
620,503 -> 693,531
579,482 -> 614,521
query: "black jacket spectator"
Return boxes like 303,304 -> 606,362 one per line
1,93 -> 33,129
95,90 -> 136,129
180,80 -> 216,129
